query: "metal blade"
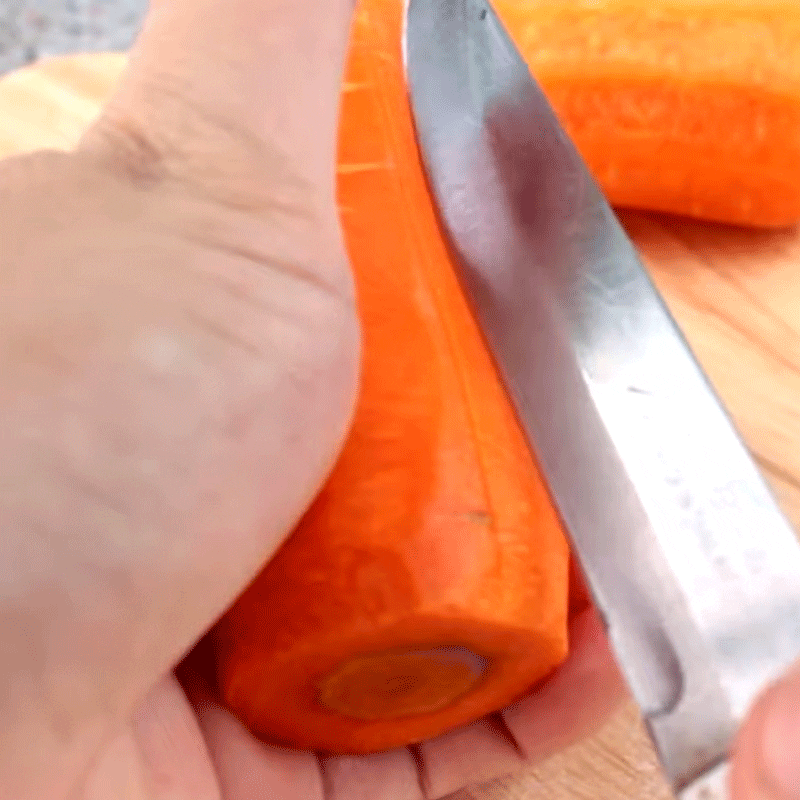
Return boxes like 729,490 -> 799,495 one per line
403,1 -> 800,796
0,0 -> 145,77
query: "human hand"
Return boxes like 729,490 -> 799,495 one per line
0,1 -> 625,799
731,662 -> 800,800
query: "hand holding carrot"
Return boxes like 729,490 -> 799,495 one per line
0,1 -> 792,799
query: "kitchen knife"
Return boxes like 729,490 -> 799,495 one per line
402,1 -> 800,798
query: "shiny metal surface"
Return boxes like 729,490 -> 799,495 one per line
403,0 -> 800,794
679,761 -> 729,800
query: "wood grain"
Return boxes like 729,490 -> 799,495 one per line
2,53 -> 798,800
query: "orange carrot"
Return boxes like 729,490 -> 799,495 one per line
210,0 -> 570,755
495,0 -> 800,228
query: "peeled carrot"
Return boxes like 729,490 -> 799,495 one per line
210,0 -> 570,755
212,0 -> 797,755
495,0 -> 800,228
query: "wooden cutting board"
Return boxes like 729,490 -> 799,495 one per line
3,53 -> 799,800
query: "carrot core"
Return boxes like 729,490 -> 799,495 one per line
317,646 -> 490,720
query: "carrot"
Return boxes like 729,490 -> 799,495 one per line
495,0 -> 800,228
210,0 -> 570,754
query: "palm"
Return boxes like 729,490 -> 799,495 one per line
78,605 -> 621,800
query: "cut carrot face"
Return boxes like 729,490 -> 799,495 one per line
496,0 -> 800,227
210,0 -> 571,755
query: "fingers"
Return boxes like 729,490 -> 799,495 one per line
321,749 -> 424,800
182,618 -> 332,800
363,609 -> 623,800
80,675 -> 221,800
198,703 -> 326,800
83,0 -> 355,206
327,609 -> 622,799
131,675 -> 222,800
185,663 -> 425,800
731,663 -> 800,800
503,607 -> 627,763
413,717 -> 525,799
178,609 -> 622,800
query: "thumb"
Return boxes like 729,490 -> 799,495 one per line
731,664 -> 800,800
82,0 -> 355,209
0,2 -> 360,797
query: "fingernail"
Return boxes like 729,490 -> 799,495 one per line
760,675 -> 800,798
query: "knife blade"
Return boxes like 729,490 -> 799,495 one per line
402,1 -> 800,797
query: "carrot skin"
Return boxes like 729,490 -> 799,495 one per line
211,0 -> 571,754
